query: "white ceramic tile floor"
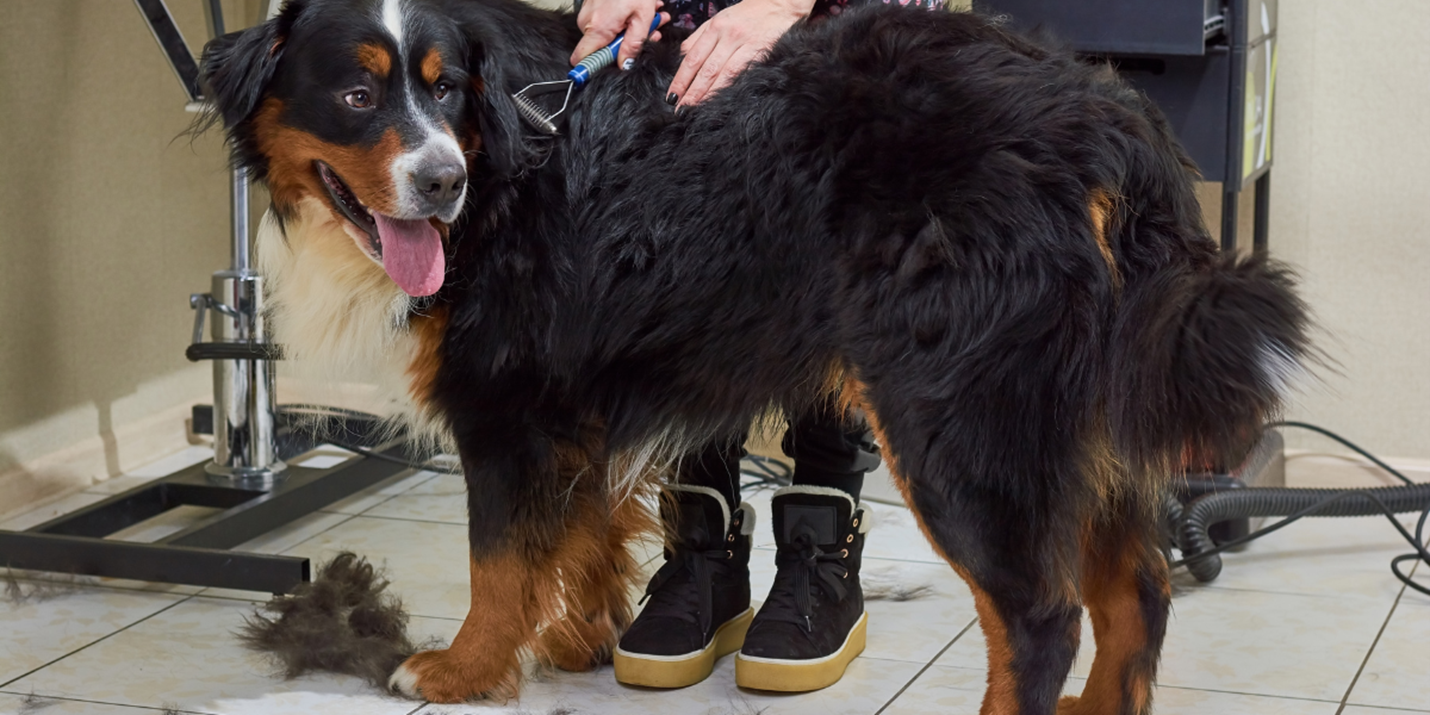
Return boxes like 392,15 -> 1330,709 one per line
2,446 -> 1427,715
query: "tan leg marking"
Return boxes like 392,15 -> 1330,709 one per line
1059,527 -> 1165,715
535,487 -> 655,671
391,553 -> 533,703
842,376 -> 1022,715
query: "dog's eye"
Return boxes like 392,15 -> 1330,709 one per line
345,90 -> 373,109
434,81 -> 455,101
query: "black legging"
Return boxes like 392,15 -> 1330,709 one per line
677,405 -> 881,506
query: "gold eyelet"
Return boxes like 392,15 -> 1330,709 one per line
727,534 -> 735,543
726,550 -> 734,559
845,534 -> 854,543
840,549 -> 849,558
852,518 -> 859,527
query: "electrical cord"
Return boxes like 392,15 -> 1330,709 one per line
276,405 -> 1427,595
739,453 -> 794,493
279,404 -> 799,487
1268,421 -> 1415,486
1170,422 -> 1430,597
278,405 -> 463,475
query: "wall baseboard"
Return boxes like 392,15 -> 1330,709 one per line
0,400 -> 205,522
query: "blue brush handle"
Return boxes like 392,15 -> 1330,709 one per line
568,15 -> 662,87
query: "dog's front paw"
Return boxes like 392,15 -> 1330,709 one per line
389,648 -> 520,703
536,612 -> 621,673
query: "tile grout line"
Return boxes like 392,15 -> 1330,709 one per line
4,573 -> 199,600
1152,683 -> 1345,706
1336,528 -> 1429,714
872,617 -> 978,715
1333,705 -> 1430,714
1335,582 -> 1407,715
276,466 -> 453,552
276,512 -> 362,556
0,593 -> 196,690
185,512 -> 363,600
316,470 -> 443,518
344,513 -> 473,528
0,688 -> 219,714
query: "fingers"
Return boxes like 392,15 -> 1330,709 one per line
615,7 -> 665,67
667,23 -> 716,104
678,35 -> 740,107
706,44 -> 759,102
571,22 -> 618,66
573,0 -> 665,67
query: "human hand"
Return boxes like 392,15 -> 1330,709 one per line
668,0 -> 814,108
572,0 -> 668,70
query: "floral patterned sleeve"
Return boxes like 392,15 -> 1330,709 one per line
660,0 -> 945,31
812,0 -> 947,16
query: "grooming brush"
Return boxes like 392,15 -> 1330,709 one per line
512,15 -> 663,135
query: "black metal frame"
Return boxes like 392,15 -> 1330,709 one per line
0,416 -> 413,595
1218,0 -> 1273,253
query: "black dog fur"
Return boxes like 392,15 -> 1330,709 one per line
202,1 -> 1311,710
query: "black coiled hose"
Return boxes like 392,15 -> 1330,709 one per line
1175,483 -> 1430,589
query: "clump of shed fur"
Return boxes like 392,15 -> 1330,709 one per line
238,552 -> 421,687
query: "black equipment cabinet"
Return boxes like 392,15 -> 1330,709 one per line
972,0 -> 1279,252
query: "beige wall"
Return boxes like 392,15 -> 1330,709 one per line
1,0 -> 1426,516
0,1 -> 265,513
1254,0 -> 1430,459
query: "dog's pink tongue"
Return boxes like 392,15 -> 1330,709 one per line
374,214 -> 444,297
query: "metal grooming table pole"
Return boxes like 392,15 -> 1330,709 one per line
0,0 -> 413,594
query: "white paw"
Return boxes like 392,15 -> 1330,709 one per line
388,660 -> 422,699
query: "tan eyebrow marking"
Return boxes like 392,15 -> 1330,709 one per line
356,42 -> 392,78
421,47 -> 444,85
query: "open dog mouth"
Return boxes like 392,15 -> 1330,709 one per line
314,161 -> 446,298
317,161 -> 383,259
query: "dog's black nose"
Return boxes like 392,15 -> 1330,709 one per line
413,160 -> 466,208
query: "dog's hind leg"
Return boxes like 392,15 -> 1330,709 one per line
1058,496 -> 1169,715
847,381 -> 1087,715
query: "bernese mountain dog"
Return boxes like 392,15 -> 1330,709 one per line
200,0 -> 1310,711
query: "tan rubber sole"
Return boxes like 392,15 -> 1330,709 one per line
734,611 -> 868,692
613,607 -> 754,689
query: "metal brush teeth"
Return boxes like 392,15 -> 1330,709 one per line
511,80 -> 574,136
510,16 -> 658,135
513,93 -> 558,135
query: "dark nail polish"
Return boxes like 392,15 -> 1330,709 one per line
674,105 -> 685,117
665,92 -> 678,106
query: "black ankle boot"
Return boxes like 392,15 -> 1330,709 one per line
736,486 -> 869,692
614,485 -> 754,688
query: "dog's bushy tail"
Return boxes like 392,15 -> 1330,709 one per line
1108,251 -> 1311,475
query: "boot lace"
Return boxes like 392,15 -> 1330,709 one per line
762,523 -> 849,633
638,529 -> 733,636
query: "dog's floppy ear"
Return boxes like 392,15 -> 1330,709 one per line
200,1 -> 304,129
464,34 -> 555,178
